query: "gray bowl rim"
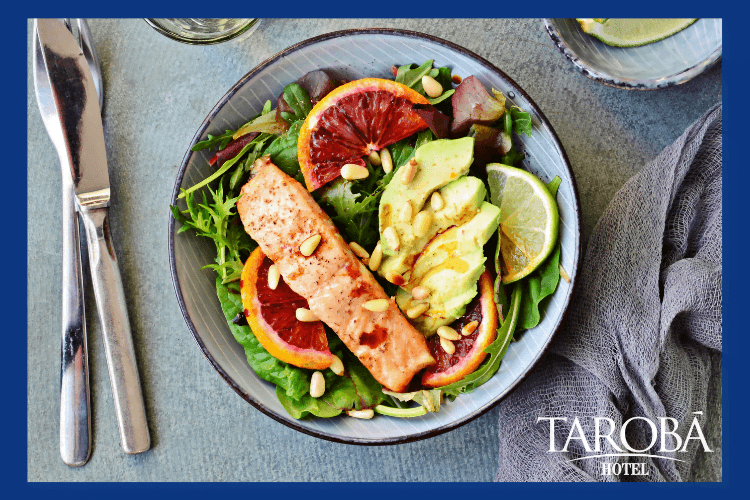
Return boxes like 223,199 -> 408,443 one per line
168,27 -> 583,445
543,18 -> 722,91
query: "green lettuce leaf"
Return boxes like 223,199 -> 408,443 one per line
217,278 -> 386,419
216,278 -> 309,400
265,120 -> 303,180
276,335 -> 387,419
281,83 -> 313,122
511,107 -> 533,137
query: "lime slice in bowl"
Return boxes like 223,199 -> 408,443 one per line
576,18 -> 697,47
486,164 -> 559,284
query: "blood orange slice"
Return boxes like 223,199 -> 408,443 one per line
421,270 -> 499,388
298,78 -> 430,191
240,247 -> 333,370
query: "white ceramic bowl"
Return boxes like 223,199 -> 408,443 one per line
544,19 -> 722,90
169,29 -> 582,444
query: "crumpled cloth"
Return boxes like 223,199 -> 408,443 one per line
495,104 -> 722,482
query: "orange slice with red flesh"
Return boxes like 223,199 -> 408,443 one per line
421,270 -> 499,388
240,247 -> 333,370
298,78 -> 430,191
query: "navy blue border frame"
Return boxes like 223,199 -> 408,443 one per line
19,2 -> 737,495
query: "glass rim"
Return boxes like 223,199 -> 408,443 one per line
144,18 -> 260,45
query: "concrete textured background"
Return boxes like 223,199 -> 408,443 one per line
27,18 -> 722,481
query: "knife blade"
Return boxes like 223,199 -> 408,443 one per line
36,18 -> 151,455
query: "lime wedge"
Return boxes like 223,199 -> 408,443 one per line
486,164 -> 559,284
576,18 -> 697,48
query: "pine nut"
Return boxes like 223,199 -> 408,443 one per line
341,163 -> 369,181
310,371 -> 325,398
437,325 -> 460,341
500,133 -> 513,155
401,200 -> 413,222
349,241 -> 370,259
400,162 -> 418,185
369,243 -> 383,272
422,75 -> 443,98
462,321 -> 479,336
383,226 -> 400,251
411,286 -> 430,300
368,150 -> 381,166
347,409 -> 375,419
380,147 -> 393,174
300,234 -> 321,256
363,299 -> 390,312
406,303 -> 429,319
413,211 -> 433,237
440,337 -> 456,354
267,264 -> 280,290
295,308 -> 318,322
329,355 -> 344,376
430,191 -> 445,211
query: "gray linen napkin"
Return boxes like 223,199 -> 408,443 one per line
495,104 -> 722,482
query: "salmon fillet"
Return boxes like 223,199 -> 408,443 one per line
237,156 -> 435,392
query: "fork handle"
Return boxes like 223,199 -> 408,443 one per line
80,206 -> 150,455
59,176 -> 91,467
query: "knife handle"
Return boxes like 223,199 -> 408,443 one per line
59,177 -> 92,467
79,206 -> 150,455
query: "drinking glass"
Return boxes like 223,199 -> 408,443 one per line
145,19 -> 260,45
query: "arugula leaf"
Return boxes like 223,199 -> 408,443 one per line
395,60 -> 434,88
439,284 -> 523,398
427,88 -> 455,105
388,128 -> 434,174
282,83 -> 313,122
497,110 -> 525,166
511,107 -> 533,137
191,130 -> 235,152
517,243 -> 561,331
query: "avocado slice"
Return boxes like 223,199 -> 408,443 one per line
396,202 -> 501,335
378,175 -> 487,282
378,137 -> 475,281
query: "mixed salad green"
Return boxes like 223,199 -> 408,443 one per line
171,61 -> 564,419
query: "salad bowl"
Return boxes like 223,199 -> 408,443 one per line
169,28 -> 582,444
543,18 -> 722,90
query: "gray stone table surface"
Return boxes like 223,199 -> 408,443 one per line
27,18 -> 722,481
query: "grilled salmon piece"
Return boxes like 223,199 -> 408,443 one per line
237,156 -> 435,392
308,260 -> 435,391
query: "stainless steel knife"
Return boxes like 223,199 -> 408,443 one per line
36,18 -> 150,455
33,21 -> 92,468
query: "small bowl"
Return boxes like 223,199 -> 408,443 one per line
169,28 -> 582,444
543,19 -> 722,90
